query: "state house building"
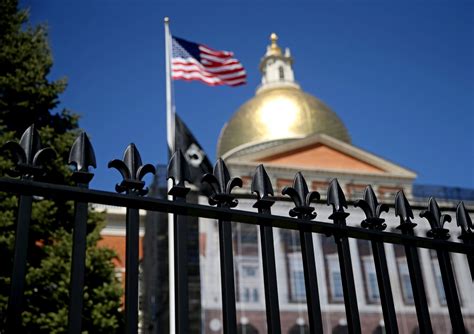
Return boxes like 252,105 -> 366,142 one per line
100,34 -> 474,333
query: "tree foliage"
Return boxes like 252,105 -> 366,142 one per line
0,0 -> 124,331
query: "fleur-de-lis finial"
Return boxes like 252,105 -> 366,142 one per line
108,143 -> 156,195
456,201 -> 473,240
327,178 -> 350,223
420,197 -> 451,240
167,149 -> 191,197
394,190 -> 417,232
327,179 -> 347,214
1,124 -> 55,179
201,158 -> 242,207
68,132 -> 96,184
354,185 -> 389,230
282,172 -> 320,220
251,164 -> 274,209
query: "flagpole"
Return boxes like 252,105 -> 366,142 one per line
165,17 -> 174,153
164,16 -> 176,334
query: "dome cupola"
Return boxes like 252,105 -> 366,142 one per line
217,34 -> 351,158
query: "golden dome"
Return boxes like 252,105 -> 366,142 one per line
217,86 -> 351,158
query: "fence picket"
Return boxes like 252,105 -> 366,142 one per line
252,165 -> 281,334
1,125 -> 473,333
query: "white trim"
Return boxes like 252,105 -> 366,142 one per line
101,226 -> 145,237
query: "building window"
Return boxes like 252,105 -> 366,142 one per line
242,265 -> 257,277
363,257 -> 380,303
277,178 -> 293,193
235,224 -> 258,244
397,258 -> 414,304
279,66 -> 284,80
327,254 -> 344,303
332,324 -> 349,334
253,288 -> 259,302
240,287 -> 259,302
292,270 -> 306,301
378,186 -> 402,200
288,252 -> 306,302
289,324 -> 310,334
431,258 -> 447,305
373,325 -> 386,334
237,323 -> 259,334
312,180 -> 329,199
114,267 -> 125,283
243,288 -> 250,302
346,183 -> 368,201
429,250 -> 464,307
236,256 -> 260,304
281,230 -> 301,252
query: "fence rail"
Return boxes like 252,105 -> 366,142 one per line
1,126 -> 473,334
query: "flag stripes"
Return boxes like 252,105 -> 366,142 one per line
171,36 -> 246,87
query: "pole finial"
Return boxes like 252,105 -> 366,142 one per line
268,32 -> 281,56
164,17 -> 169,23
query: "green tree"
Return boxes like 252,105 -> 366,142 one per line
0,0 -> 124,332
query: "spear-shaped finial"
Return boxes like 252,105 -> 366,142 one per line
354,185 -> 389,230
108,143 -> 156,195
456,201 -> 473,239
251,164 -> 274,209
282,172 -> 320,220
1,124 -> 55,179
167,149 -> 191,197
327,179 -> 347,214
420,197 -> 451,240
251,164 -> 273,199
68,132 -> 96,184
327,178 -> 350,224
201,158 -> 242,207
394,190 -> 417,232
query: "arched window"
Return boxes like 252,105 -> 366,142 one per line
332,324 -> 348,334
237,323 -> 258,334
373,325 -> 386,334
289,324 -> 310,334
279,66 -> 285,80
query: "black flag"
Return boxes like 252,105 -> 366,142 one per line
174,114 -> 213,194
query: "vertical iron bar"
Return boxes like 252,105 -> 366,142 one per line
456,202 -> 474,282
371,241 -> 398,334
125,206 -> 140,334
257,204 -> 281,334
331,213 -> 361,334
404,246 -> 432,333
173,196 -> 189,334
299,229 -> 323,334
466,254 -> 474,281
67,189 -> 89,334
6,194 -> 33,332
401,234 -> 433,333
459,237 -> 474,281
436,250 -> 465,333
218,206 -> 237,334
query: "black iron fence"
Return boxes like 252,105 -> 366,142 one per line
1,125 -> 473,334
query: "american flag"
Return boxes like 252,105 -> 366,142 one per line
171,36 -> 246,87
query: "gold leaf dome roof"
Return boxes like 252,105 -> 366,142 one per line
217,86 -> 351,158
217,34 -> 351,158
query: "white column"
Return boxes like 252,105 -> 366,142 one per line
452,253 -> 474,311
384,244 -> 404,307
419,248 -> 440,309
349,238 -> 367,307
313,234 -> 328,307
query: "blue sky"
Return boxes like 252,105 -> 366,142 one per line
23,0 -> 473,190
